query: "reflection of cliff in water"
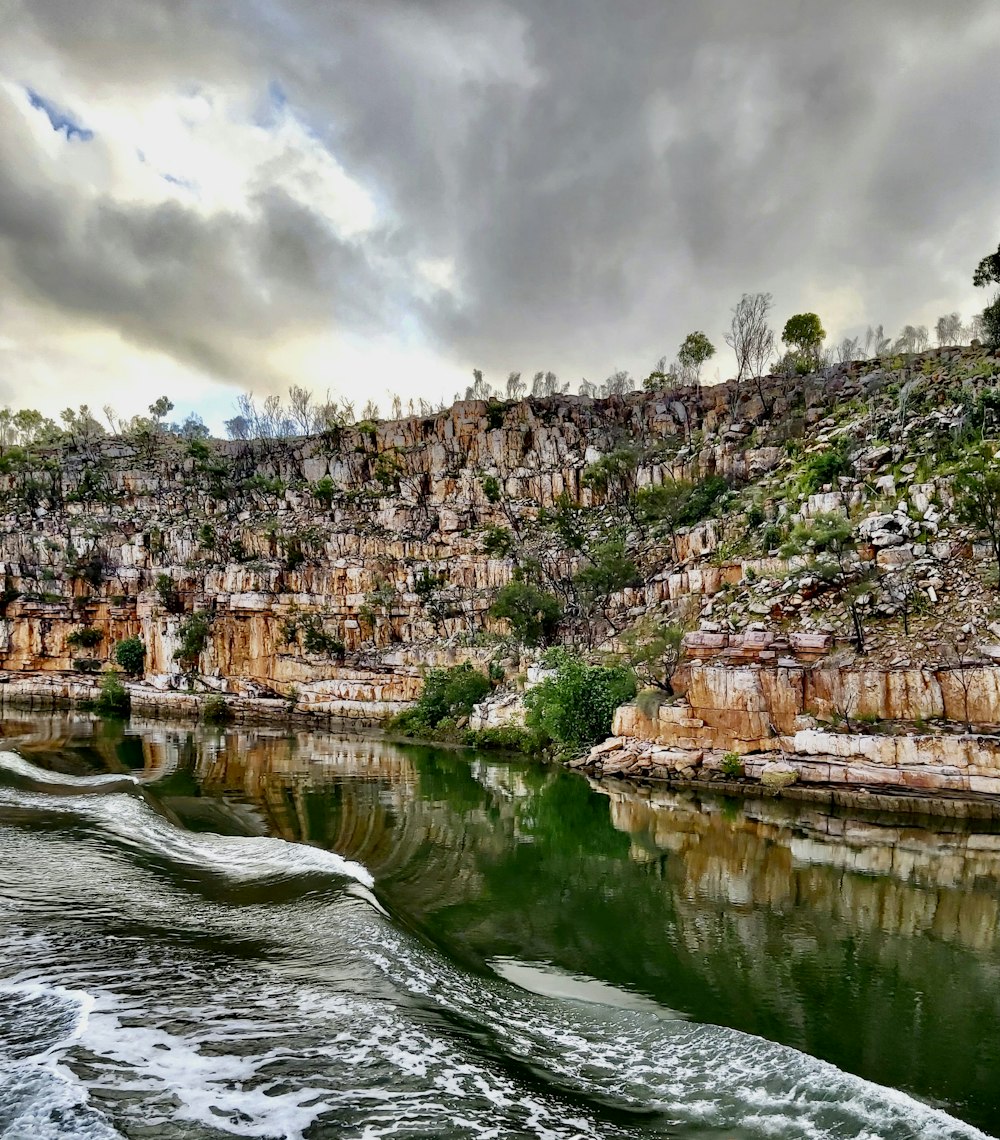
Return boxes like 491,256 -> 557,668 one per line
6,711 -> 1000,1130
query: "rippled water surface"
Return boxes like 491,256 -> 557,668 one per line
1,712 -> 999,1139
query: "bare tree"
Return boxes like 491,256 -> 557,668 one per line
287,385 -> 316,435
894,324 -> 929,354
943,638 -> 979,731
466,369 -> 492,401
864,324 -> 892,358
935,312 -> 963,346
884,564 -> 918,635
600,369 -> 633,397
506,371 -> 525,400
725,293 -> 775,414
835,336 -> 861,364
361,399 -> 381,421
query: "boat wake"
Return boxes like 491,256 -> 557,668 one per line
0,768 -> 992,1139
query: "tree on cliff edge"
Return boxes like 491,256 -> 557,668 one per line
781,312 -> 825,370
973,240 -> 1000,348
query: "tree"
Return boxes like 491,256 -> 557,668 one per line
935,312 -> 963,346
864,324 -> 892,358
506,371 -> 525,400
617,617 -> 685,692
894,324 -> 929,354
148,396 -> 174,426
114,636 -> 146,676
600,370 -> 633,397
973,239 -> 1000,348
524,648 -> 636,752
782,313 -> 825,368
725,292 -> 775,403
489,581 -> 562,646
954,449 -> 1000,585
677,331 -> 715,382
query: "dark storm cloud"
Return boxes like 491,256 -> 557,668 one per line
1,0 -> 999,392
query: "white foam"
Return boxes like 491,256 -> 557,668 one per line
0,782 -> 374,888
0,751 -> 138,791
0,980 -> 120,1140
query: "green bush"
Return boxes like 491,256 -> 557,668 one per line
174,613 -> 210,670
573,539 -> 640,603
155,573 -> 183,614
524,649 -> 636,753
94,673 -> 130,717
800,446 -> 850,493
390,662 -> 492,736
489,581 -> 562,646
73,657 -> 102,673
314,475 -> 335,506
482,526 -> 515,557
634,475 -> 729,529
67,626 -> 103,649
114,636 -> 146,676
721,751 -> 744,778
202,694 -> 234,724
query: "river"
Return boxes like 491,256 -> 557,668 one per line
0,711 -> 998,1139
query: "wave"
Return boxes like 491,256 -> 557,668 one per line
0,751 -> 139,794
0,981 -> 122,1140
0,782 -> 374,889
363,924 -> 995,1140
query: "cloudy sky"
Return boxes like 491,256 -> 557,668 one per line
1,0 -> 998,430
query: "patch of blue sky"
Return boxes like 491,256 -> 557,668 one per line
25,88 -> 93,141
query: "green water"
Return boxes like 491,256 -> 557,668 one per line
1,711 -> 998,1138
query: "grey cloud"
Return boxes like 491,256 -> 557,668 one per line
2,0 -> 999,396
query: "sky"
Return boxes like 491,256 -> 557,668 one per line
1,0 -> 999,432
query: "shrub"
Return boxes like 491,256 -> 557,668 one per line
721,751 -> 744,778
174,613 -> 210,670
390,662 -> 492,736
573,539 -> 641,603
314,475 -> 335,506
73,657 -> 102,673
114,636 -> 146,676
95,673 -> 130,717
67,626 -> 103,649
155,574 -> 183,614
202,694 -> 234,724
481,526 -> 515,557
800,446 -> 850,493
634,475 -> 729,530
489,581 -> 562,646
481,475 -> 502,503
783,512 -> 853,557
524,649 -> 636,753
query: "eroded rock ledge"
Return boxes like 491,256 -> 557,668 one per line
579,650 -> 1000,802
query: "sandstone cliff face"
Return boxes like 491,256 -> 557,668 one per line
0,385 -> 757,715
601,655 -> 1000,796
4,343 -> 1000,796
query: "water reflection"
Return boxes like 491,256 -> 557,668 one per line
5,710 -> 1000,1133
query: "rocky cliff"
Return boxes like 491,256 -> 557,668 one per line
4,342 -> 1000,797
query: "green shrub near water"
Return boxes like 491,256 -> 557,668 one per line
202,694 -> 234,724
524,648 -> 636,754
94,673 -> 130,717
464,725 -> 548,754
391,662 -> 491,735
114,636 -> 146,676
